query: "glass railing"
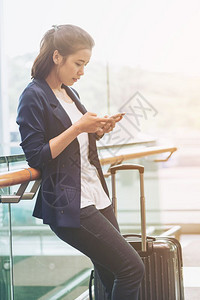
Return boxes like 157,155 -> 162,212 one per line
0,155 -> 94,300
0,140 -> 179,300
0,200 -> 12,300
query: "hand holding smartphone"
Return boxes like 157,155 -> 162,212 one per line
109,112 -> 125,122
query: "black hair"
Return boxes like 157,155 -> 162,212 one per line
31,24 -> 95,79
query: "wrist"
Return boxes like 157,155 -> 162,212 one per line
73,122 -> 83,135
95,132 -> 104,140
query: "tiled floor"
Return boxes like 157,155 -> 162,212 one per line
181,234 -> 200,300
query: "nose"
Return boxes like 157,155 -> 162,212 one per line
78,66 -> 84,76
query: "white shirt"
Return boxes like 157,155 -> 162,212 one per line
57,98 -> 111,209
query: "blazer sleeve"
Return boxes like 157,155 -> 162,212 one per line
16,87 -> 52,169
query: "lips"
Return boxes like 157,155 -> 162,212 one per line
72,78 -> 80,82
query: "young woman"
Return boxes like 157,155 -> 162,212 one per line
16,24 -> 144,300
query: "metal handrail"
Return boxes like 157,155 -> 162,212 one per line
0,167 -> 41,188
100,145 -> 177,165
0,145 -> 177,188
0,145 -> 177,203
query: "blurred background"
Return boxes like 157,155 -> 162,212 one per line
1,0 -> 200,156
0,0 -> 200,299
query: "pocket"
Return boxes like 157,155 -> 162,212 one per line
80,205 -> 97,219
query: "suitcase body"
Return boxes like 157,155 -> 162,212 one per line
127,236 -> 184,300
93,164 -> 184,300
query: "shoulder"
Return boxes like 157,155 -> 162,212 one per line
17,81 -> 49,121
17,80 -> 49,124
18,79 -> 52,112
20,80 -> 46,101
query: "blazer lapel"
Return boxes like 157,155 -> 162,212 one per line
62,86 -> 97,161
62,85 -> 87,114
34,79 -> 74,129
33,80 -> 95,150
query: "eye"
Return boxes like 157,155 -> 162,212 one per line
75,62 -> 82,67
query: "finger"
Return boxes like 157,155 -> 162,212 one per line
110,113 -> 125,122
97,117 -> 112,123
115,117 -> 121,122
113,116 -> 122,122
87,112 -> 97,117
112,113 -> 125,119
96,127 -> 103,134
99,121 -> 107,127
112,113 -> 121,119
108,118 -> 115,127
107,126 -> 113,133
104,124 -> 111,131
105,123 -> 114,132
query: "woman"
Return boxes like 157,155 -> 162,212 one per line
17,24 -> 144,300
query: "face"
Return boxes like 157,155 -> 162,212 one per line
53,48 -> 92,86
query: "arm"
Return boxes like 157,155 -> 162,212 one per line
17,88 -> 112,167
49,112 -> 111,159
17,89 -> 52,169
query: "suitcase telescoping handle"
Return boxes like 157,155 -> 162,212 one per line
110,164 -> 147,252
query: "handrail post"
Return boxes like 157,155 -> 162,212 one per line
5,157 -> 14,300
8,203 -> 14,300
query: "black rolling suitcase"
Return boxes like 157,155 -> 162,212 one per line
92,164 -> 184,300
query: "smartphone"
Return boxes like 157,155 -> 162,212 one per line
110,112 -> 126,120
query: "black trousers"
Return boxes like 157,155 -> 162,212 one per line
50,205 -> 144,300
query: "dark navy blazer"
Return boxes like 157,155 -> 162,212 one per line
16,79 -> 109,228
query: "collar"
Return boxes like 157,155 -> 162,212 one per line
33,79 -> 87,129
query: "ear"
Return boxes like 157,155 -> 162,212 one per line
52,50 -> 62,65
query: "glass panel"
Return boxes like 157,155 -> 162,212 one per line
103,156 -> 161,234
0,159 -> 12,300
0,202 -> 11,300
0,156 -> 92,300
12,216 -> 92,300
